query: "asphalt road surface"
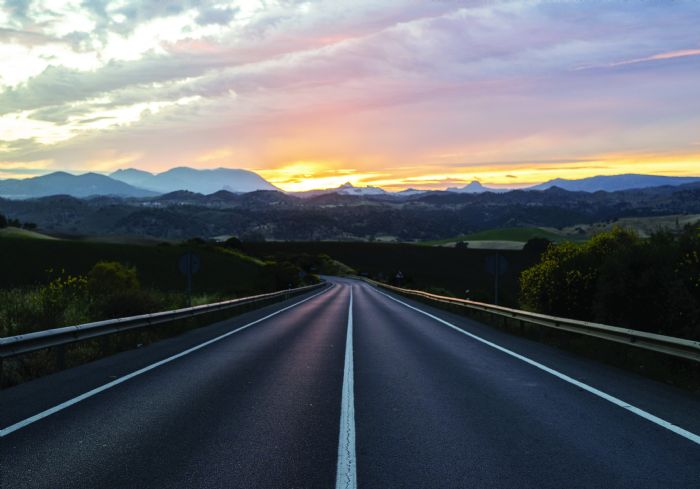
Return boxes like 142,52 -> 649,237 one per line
2,278 -> 699,488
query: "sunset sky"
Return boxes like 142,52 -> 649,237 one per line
1,0 -> 699,191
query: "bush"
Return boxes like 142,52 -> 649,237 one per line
92,288 -> 163,319
223,236 -> 242,249
520,226 -> 700,339
87,261 -> 140,296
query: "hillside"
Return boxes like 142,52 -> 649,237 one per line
0,236 -> 276,296
111,167 -> 278,194
529,174 -> 700,192
422,227 -> 569,246
0,172 -> 156,199
0,183 -> 699,241
0,226 -> 58,240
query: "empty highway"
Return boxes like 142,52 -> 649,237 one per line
2,278 -> 699,488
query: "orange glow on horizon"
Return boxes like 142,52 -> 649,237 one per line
255,152 -> 700,191
3,152 -> 699,191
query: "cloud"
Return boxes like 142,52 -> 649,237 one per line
0,0 -> 699,187
577,48 -> 700,71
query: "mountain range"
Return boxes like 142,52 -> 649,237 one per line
0,172 -> 156,199
2,181 -> 699,241
529,174 -> 700,192
0,168 -> 699,200
110,167 -> 278,194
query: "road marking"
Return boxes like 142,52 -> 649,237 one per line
373,286 -> 700,447
0,285 -> 333,438
336,286 -> 357,489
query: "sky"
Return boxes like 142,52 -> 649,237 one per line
0,0 -> 699,191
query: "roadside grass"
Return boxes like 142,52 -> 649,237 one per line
0,236 -> 321,387
0,286 -> 321,388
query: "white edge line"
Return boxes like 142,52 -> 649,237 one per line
336,286 -> 357,489
372,286 -> 700,447
0,284 -> 334,438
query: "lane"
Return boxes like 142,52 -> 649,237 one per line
1,285 -> 333,429
2,283 -> 350,489
352,281 -> 700,489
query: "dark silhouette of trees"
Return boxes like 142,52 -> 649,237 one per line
520,226 -> 700,339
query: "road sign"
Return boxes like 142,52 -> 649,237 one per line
179,252 -> 200,306
485,254 -> 508,276
485,253 -> 508,305
179,253 -> 200,275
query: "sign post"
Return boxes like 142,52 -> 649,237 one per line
179,252 -> 201,306
485,252 -> 508,305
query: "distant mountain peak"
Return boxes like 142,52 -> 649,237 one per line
110,166 -> 278,194
447,180 -> 503,193
529,174 -> 700,192
0,172 -> 156,199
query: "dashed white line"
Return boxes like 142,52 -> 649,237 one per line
373,286 -> 700,447
336,286 -> 357,489
0,285 -> 332,438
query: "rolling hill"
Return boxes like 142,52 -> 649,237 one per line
111,167 -> 279,194
0,172 -> 156,199
528,174 -> 700,192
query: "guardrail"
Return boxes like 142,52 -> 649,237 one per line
367,280 -> 700,363
0,282 -> 327,361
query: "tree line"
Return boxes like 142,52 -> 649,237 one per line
0,212 -> 36,230
520,225 -> 700,340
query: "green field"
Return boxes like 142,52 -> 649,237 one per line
421,227 -> 572,246
0,226 -> 58,240
0,235 -> 277,296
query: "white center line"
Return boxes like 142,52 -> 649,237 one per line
0,285 -> 333,438
336,286 -> 357,489
373,286 -> 700,447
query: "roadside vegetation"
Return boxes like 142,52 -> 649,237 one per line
0,234 -> 318,339
243,240 -> 547,306
520,225 -> 700,340
0,233 -> 322,387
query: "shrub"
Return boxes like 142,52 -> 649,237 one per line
87,261 -> 140,296
223,236 -> 242,249
520,226 -> 700,339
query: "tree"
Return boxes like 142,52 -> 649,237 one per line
520,226 -> 700,339
523,237 -> 552,257
455,241 -> 469,249
520,228 -> 638,320
87,261 -> 140,296
0,213 -> 6,228
223,236 -> 242,249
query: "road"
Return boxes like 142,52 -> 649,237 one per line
1,278 -> 699,488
